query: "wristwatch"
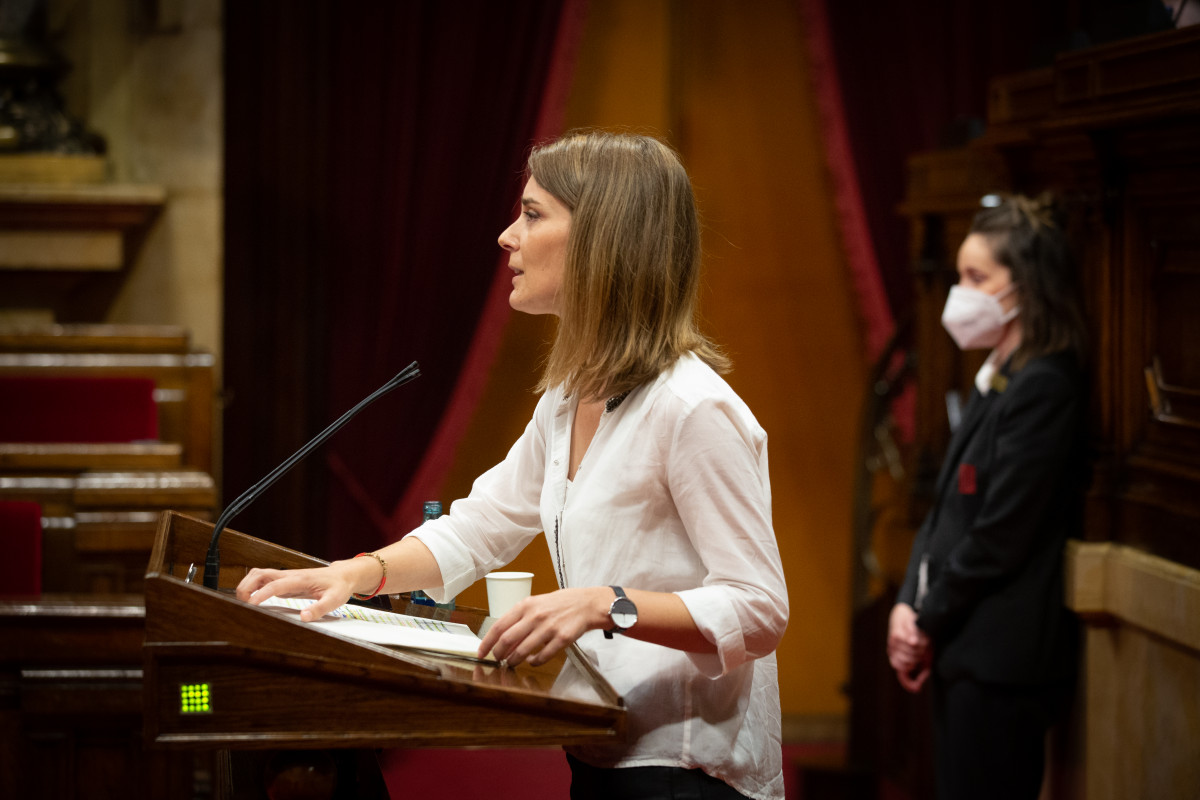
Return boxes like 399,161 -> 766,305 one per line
605,585 -> 638,639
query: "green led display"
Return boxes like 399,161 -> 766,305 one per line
179,682 -> 212,714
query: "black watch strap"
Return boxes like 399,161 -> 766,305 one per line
604,585 -> 635,640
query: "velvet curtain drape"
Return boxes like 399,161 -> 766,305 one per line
795,0 -> 1109,442
798,0 -> 1078,344
224,2 -> 578,559
802,0 -> 1172,330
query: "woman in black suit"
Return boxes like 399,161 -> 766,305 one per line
887,194 -> 1089,799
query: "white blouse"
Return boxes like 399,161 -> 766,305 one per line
411,353 -> 789,800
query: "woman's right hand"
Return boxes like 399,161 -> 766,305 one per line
235,559 -> 377,622
887,602 -> 932,693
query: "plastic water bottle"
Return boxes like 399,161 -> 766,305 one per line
410,501 -> 454,610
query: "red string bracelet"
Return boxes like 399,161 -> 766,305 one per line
351,552 -> 387,600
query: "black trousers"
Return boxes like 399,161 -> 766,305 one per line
931,676 -> 1067,800
567,754 -> 750,800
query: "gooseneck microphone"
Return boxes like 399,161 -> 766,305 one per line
202,362 -> 421,590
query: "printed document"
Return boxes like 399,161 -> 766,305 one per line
260,596 -> 486,659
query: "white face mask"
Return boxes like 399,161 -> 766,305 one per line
940,283 -> 1020,350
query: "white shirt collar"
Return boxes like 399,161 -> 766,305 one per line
975,350 -> 1004,395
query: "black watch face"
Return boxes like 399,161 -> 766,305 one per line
611,597 -> 637,629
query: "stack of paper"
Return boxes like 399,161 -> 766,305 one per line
260,596 -> 486,659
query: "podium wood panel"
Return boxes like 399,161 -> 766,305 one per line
143,511 -> 625,751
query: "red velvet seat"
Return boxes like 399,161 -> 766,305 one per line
0,500 -> 42,597
0,376 -> 158,443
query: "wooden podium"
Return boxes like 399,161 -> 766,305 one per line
143,511 -> 626,797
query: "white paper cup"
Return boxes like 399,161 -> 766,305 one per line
485,571 -> 533,619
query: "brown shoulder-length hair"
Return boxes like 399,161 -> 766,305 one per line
970,193 -> 1088,370
528,130 -> 729,399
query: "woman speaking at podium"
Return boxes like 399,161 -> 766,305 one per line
237,131 -> 789,800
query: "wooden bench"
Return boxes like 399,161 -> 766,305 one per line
0,445 -> 196,594
0,324 -> 216,474
0,471 -> 215,594
0,324 -> 219,594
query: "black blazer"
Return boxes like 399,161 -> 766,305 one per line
898,351 -> 1086,685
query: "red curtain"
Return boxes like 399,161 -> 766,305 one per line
799,1 -> 1144,327
224,2 -> 582,558
796,0 -> 1096,443
392,0 -> 590,538
797,0 -> 894,365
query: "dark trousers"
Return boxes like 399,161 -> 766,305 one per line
567,754 -> 750,800
931,676 -> 1065,800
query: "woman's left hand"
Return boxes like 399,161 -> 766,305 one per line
887,602 -> 933,692
477,586 -> 610,667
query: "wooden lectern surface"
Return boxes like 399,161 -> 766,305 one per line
143,511 -> 626,751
